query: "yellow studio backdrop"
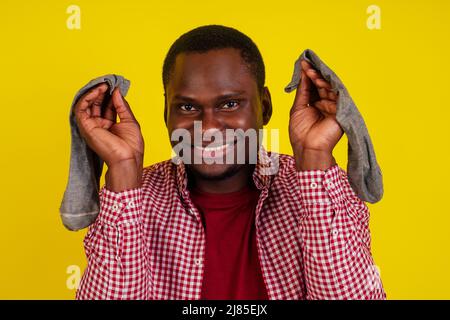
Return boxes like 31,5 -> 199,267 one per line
0,0 -> 448,299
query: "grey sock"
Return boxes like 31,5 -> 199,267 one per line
59,75 -> 130,231
284,49 -> 383,203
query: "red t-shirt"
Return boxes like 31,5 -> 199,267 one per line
190,183 -> 268,300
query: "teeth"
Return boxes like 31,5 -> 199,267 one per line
195,142 -> 233,152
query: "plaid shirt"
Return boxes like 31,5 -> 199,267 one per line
76,148 -> 386,300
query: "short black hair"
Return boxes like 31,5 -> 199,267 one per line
162,24 -> 265,95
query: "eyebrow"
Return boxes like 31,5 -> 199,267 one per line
172,90 -> 247,103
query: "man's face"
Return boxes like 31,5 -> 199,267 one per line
165,47 -> 272,180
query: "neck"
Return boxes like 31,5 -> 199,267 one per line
188,165 -> 255,194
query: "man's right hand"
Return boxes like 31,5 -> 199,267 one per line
74,83 -> 144,192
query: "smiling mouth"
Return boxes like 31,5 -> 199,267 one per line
189,138 -> 240,160
193,140 -> 237,153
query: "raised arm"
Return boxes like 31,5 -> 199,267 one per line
73,83 -> 151,299
289,60 -> 385,299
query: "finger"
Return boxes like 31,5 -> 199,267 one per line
82,83 -> 109,105
91,100 -> 102,118
318,87 -> 338,101
91,84 -> 109,117
314,99 -> 337,115
112,87 -> 136,121
300,59 -> 314,72
301,60 -> 332,90
328,90 -> 338,101
74,83 -> 109,120
102,95 -> 117,124
305,68 -> 332,90
98,96 -> 117,129
293,69 -> 312,110
318,87 -> 330,100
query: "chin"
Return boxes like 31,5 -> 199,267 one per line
186,163 -> 243,181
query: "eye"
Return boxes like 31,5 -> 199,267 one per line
179,104 -> 196,112
222,100 -> 239,110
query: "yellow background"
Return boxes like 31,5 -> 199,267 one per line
0,0 -> 449,299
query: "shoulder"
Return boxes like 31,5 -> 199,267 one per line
141,159 -> 177,188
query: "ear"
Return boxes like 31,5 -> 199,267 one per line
261,86 -> 273,125
163,93 -> 168,126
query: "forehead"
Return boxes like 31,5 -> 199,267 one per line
166,48 -> 257,99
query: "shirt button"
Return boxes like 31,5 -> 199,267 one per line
332,229 -> 339,238
194,258 -> 202,266
324,179 -> 333,188
112,203 -> 119,212
310,182 -> 318,189
127,200 -> 135,208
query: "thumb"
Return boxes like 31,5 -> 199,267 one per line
112,87 -> 136,121
292,69 -> 311,111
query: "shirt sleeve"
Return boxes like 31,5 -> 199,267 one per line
297,164 -> 386,300
76,186 -> 152,300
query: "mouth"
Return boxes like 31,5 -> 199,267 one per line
193,140 -> 237,153
193,139 -> 238,160
172,130 -> 248,163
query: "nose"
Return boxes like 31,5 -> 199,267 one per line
200,108 -> 223,134
192,108 -> 226,147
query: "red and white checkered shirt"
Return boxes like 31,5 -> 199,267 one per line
76,148 -> 386,300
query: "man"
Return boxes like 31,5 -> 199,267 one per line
74,25 -> 385,300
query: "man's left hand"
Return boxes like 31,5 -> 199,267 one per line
289,59 -> 344,171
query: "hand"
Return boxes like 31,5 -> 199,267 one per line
74,83 -> 144,190
289,60 -> 344,170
